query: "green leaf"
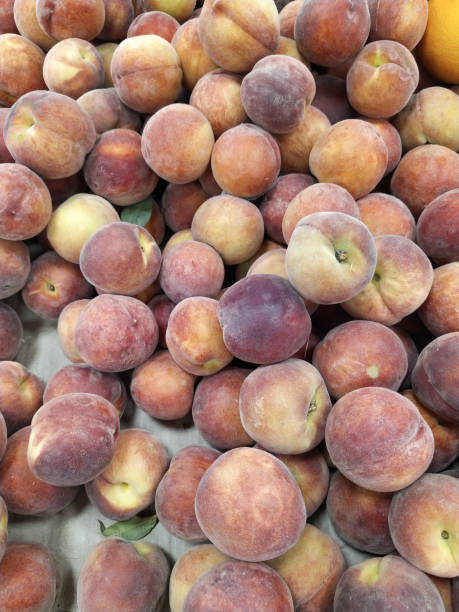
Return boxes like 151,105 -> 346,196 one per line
98,514 -> 158,541
120,197 -> 154,227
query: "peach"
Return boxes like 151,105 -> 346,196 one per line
0,109 -> 14,162
85,428 -> 168,520
286,211 -> 377,305
417,189 -> 459,264
390,145 -> 459,218
359,116 -> 402,174
210,123 -> 280,198
0,34 -> 45,107
22,251 -> 93,319
56,298 -> 90,363
0,413 -> 5,461
0,542 -> 60,612
80,222 -> 161,296
0,239 -> 30,299
13,0 -> 56,50
147,294 -> 174,348
431,576 -> 454,612
44,364 -> 126,416
392,325 -> 419,389
394,87 -> 459,152
313,74 -> 355,124
110,34 -> 182,114
171,18 -> 217,90
309,119 -> 388,199
273,105 -> 331,174
267,524 -> 346,612
77,538 -> 169,612
192,366 -> 253,450
162,228 -> 193,257
218,275 -> 311,365
412,333 -> 459,424
0,304 -> 22,361
279,0 -> 302,38
294,0 -> 370,67
313,320 -> 408,399
189,69 -> 247,137
165,296 -> 233,376
42,38 -> 104,99
0,427 -> 78,516
274,34 -> 308,63
346,40 -> 419,118
260,173 -> 317,244
74,294 -> 159,372
43,171 -> 86,205
419,263 -> 459,336
0,164 -> 52,241
127,10 -> 180,40
36,0 -> 105,40
138,0 -> 196,22
0,496 -> 6,562
0,0 -> 17,34
131,349 -> 195,420
169,545 -> 230,612
143,198 -> 165,246
240,54 -> 315,134
333,554 -> 445,611
182,560 -> 294,612
4,90 -> 96,180
161,181 -> 207,231
368,0 -> 428,50
78,88 -> 141,136
325,387 -> 434,492
0,361 -> 43,434
191,194 -> 264,265
195,446 -> 306,561
97,0 -> 133,41
282,182 -> 359,244
357,192 -> 415,239
403,390 -> 459,473
96,41 -> 116,86
28,392 -> 119,487
240,359 -> 331,454
389,473 -> 459,577
155,445 -> 220,541
234,238 -> 282,281
327,471 -> 394,554
342,234 -> 434,325
198,0 -> 280,73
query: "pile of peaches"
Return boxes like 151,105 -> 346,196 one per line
1,0 -> 459,609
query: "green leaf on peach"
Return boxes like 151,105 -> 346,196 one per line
120,197 -> 154,227
98,514 -> 158,541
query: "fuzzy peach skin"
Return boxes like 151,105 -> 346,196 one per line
139,0 -> 196,22
285,211 -> 377,305
309,119 -> 388,199
147,295 -> 174,348
341,234 -> 434,325
0,427 -> 79,516
389,474 -> 459,578
74,294 -> 159,372
412,333 -> 459,425
96,42 -> 116,86
282,182 -> 359,244
77,538 -> 169,612
46,193 -> 119,264
234,238 -> 282,281
0,164 -> 52,241
110,34 -> 182,114
0,0 -> 17,34
0,304 -> 22,361
368,0 -> 428,50
333,554 -> 445,612
4,90 -> 96,180
85,428 -> 169,520
13,0 -> 57,50
0,34 -> 46,107
0,413 -> 5,462
161,181 -> 207,232
127,10 -> 180,40
357,192 -> 415,239
358,117 -> 402,175
312,320 -> 408,399
171,18 -> 217,90
267,524 -> 345,612
0,361 -> 43,435
417,189 -> 459,265
419,263 -> 459,337
217,274 -> 311,365
195,446 -> 306,562
155,445 -> 220,542
0,239 -> 30,300
239,359 -> 331,454
346,40 -> 419,119
313,74 -> 355,124
44,364 -> 126,416
0,109 -> 14,163
77,87 -> 141,135
36,0 -> 105,40
131,350 -> 196,420
198,0 -> 280,74
403,390 -> 459,473
22,251 -> 93,320
327,471 -> 394,555
169,545 -> 231,612
0,542 -> 60,612
325,386 -> 434,492
56,298 -> 90,363
279,0 -> 302,38
80,221 -> 162,296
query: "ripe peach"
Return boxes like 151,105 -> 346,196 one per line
368,0 -> 428,50
138,0 -> 196,22
36,0 -> 105,40
313,74 -> 355,124
0,0 -> 17,34
56,298 -> 90,363
279,0 -> 302,38
0,361 -> 43,434
147,294 -> 174,348
97,0 -> 133,41
0,239 -> 30,299
419,263 -> 459,337
357,192 -> 415,239
0,304 -> 22,361
417,189 -> 459,264
13,0 -> 56,50
358,116 -> 402,174
96,41 -> 116,86
161,181 -> 207,231
171,18 -> 217,90
0,34 -> 45,107
127,10 -> 180,40
77,88 -> 140,136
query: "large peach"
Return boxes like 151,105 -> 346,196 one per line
368,0 -> 428,50
127,10 -> 180,40
171,18 -> 217,90
417,189 -> 459,264
36,0 -> 105,40
357,192 -> 415,239
97,0 -> 133,41
0,33 -> 45,107
161,181 -> 207,232
77,87 -> 141,135
419,263 -> 459,336
13,0 -> 56,50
